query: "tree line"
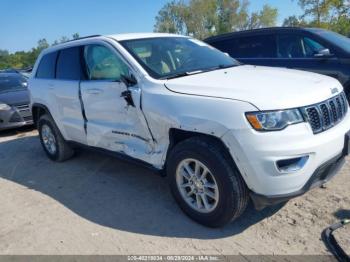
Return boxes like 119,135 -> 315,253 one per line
154,0 -> 350,38
283,0 -> 350,35
0,33 -> 79,70
154,0 -> 278,39
1,0 -> 350,70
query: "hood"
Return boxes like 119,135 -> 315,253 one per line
0,89 -> 30,106
165,65 -> 342,110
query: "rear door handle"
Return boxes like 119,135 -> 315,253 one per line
86,88 -> 103,95
48,83 -> 55,90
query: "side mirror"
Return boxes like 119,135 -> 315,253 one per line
314,48 -> 332,58
120,74 -> 137,107
120,74 -> 137,87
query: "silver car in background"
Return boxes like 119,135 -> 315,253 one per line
0,72 -> 33,130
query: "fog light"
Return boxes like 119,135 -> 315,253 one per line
276,156 -> 309,173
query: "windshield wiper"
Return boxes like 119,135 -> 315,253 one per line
162,64 -> 241,80
205,64 -> 240,72
163,70 -> 204,80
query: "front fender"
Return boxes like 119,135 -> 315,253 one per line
141,88 -> 258,167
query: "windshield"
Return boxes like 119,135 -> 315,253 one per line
0,74 -> 27,92
120,37 -> 239,79
311,29 -> 350,53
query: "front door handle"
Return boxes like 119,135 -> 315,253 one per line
86,88 -> 103,95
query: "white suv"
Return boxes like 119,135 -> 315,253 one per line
29,33 -> 350,227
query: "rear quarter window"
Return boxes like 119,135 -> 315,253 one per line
36,51 -> 58,79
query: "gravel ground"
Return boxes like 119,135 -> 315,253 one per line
0,127 -> 349,255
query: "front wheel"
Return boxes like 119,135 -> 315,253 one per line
167,137 -> 249,227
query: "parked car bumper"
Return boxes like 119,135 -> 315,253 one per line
0,104 -> 33,131
222,111 -> 350,208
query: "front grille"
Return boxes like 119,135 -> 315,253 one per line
303,92 -> 348,134
14,104 -> 31,119
8,104 -> 32,123
15,104 -> 30,112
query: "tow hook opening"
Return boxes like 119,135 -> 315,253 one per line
276,156 -> 309,173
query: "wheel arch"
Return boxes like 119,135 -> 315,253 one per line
31,103 -> 54,126
165,128 -> 238,173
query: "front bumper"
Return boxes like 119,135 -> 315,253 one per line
222,109 -> 350,205
250,151 -> 346,210
0,104 -> 33,131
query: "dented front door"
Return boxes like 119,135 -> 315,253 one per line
80,43 -> 154,159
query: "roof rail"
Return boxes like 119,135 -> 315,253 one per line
64,35 -> 101,43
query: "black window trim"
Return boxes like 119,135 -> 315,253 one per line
35,40 -> 136,82
54,50 -> 60,79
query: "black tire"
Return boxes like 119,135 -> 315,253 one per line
167,137 -> 249,227
345,87 -> 350,103
38,114 -> 74,162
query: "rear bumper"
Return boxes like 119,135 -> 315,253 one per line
250,151 -> 346,210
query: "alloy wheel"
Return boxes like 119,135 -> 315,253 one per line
175,158 -> 219,213
41,124 -> 57,155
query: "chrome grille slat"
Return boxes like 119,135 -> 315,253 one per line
335,97 -> 343,119
15,104 -> 30,111
319,103 -> 331,128
304,92 -> 348,134
14,104 -> 31,118
329,99 -> 338,122
343,93 -> 349,115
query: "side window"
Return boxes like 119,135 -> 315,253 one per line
277,34 -> 304,58
234,35 -> 276,58
211,35 -> 277,58
84,45 -> 129,81
208,39 -> 237,57
56,47 -> 83,80
36,51 -> 58,79
303,37 -> 327,57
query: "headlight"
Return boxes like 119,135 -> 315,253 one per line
246,109 -> 304,131
0,103 -> 11,111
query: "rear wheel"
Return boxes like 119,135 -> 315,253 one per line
38,114 -> 74,162
167,137 -> 249,227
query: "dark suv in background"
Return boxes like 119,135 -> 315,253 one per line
205,27 -> 350,100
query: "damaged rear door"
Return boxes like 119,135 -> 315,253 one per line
80,43 -> 154,159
